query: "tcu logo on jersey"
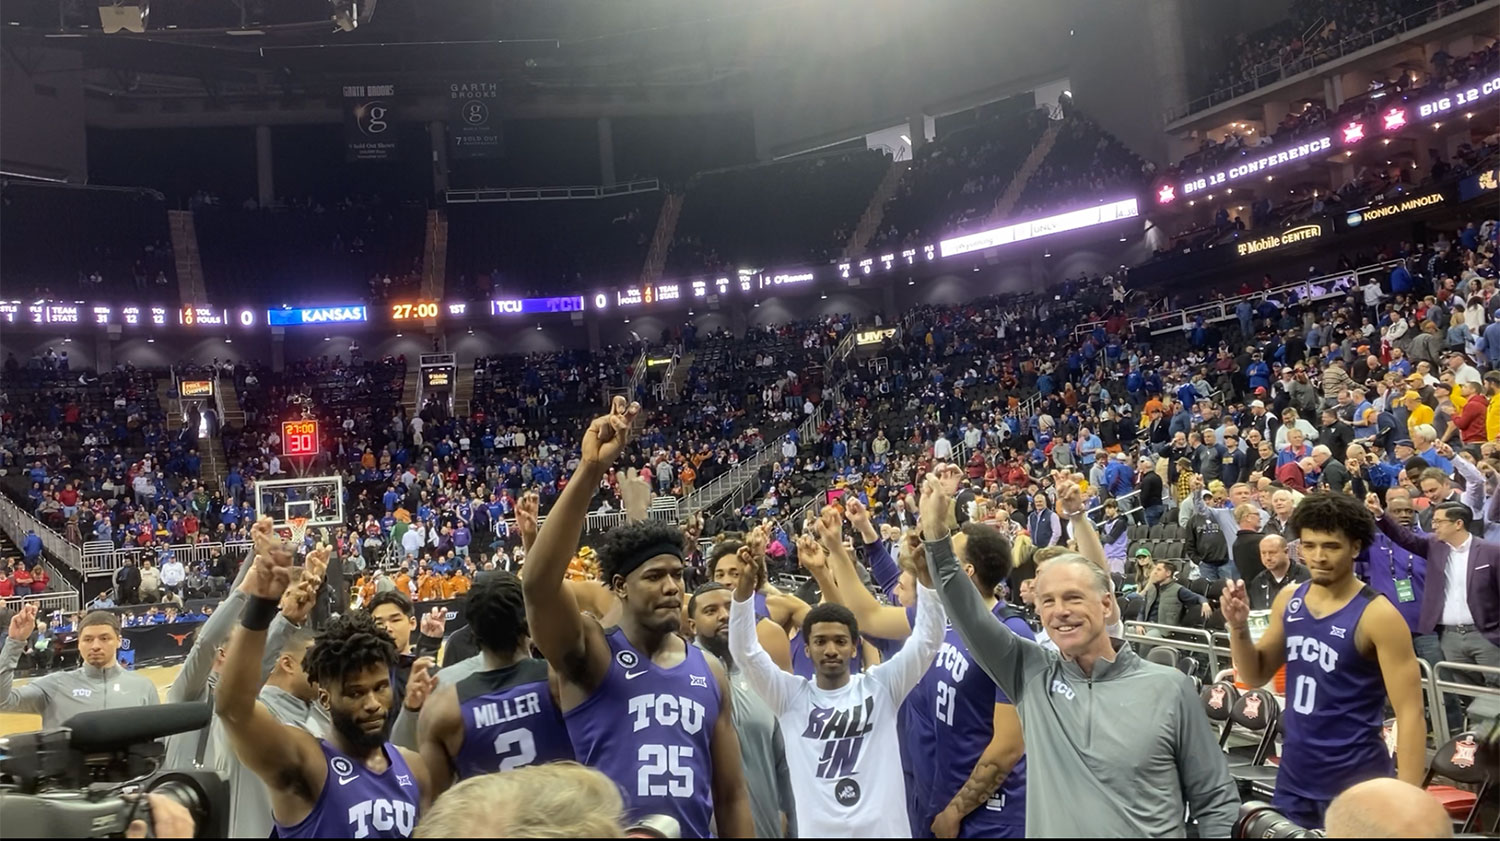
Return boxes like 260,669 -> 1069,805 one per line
1285,635 -> 1339,672
628,694 -> 706,735
934,642 -> 969,682
348,799 -> 416,838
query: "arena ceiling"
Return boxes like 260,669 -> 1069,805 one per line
1,1 -> 1078,104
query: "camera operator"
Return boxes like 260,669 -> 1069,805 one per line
0,605 -> 159,727
124,793 -> 198,839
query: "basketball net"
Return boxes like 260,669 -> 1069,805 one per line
287,516 -> 310,552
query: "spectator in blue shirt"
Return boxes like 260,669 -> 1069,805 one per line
1075,427 -> 1103,467
21,529 -> 43,564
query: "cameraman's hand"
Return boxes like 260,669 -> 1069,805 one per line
126,793 -> 195,839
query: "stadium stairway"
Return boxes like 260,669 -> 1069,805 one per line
220,381 -> 245,429
168,209 -> 209,304
986,119 -> 1062,223
401,368 -> 420,417
666,351 -> 694,402
640,192 -> 684,287
420,209 -> 448,300
453,366 -> 474,418
844,156 -> 909,259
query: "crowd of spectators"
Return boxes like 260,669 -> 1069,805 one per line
1194,0 -> 1478,112
668,149 -> 889,274
870,107 -> 1049,250
447,191 -> 662,298
0,184 -> 175,300
1172,37 -> 1499,186
1012,113 -> 1155,217
193,193 -> 425,304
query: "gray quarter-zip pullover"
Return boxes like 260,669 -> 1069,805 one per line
925,534 -> 1239,838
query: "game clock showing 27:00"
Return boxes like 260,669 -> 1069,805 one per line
281,420 -> 320,457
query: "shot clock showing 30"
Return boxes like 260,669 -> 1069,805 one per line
281,419 -> 320,457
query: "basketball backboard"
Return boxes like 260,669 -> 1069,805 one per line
254,475 -> 345,541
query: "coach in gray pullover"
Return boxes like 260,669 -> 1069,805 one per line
0,607 -> 159,728
924,533 -> 1239,837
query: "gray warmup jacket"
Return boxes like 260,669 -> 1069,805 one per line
0,639 -> 159,728
925,534 -> 1239,838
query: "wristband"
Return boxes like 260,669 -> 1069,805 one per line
240,596 -> 280,631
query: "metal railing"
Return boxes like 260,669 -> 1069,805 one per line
80,540 -> 241,578
1088,489 -> 1144,522
1429,660 -> 1500,746
445,178 -> 660,204
0,488 -> 82,575
1124,621 -> 1223,676
1163,0 -> 1483,123
501,497 -> 680,534
676,328 -> 860,519
1072,259 -> 1400,340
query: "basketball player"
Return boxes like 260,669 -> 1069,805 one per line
809,502 -> 1030,837
730,532 -> 945,837
1222,492 -> 1425,830
709,537 -> 799,671
521,397 -> 753,837
218,541 -> 431,838
416,570 -> 573,795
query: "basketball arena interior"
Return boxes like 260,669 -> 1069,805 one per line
1,0 -> 1499,837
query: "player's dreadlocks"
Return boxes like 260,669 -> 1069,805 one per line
302,609 -> 398,686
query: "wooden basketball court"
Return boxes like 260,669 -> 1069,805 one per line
0,662 -> 184,737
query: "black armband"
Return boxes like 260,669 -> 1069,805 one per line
240,596 -> 280,631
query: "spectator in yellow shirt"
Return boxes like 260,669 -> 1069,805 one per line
1403,391 -> 1434,438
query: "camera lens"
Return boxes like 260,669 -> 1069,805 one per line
1235,801 -> 1319,839
147,774 -> 210,828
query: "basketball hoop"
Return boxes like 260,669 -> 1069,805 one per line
287,516 -> 310,551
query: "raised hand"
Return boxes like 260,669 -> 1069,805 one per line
279,575 -> 319,624
919,472 -> 956,541
1220,580 -> 1250,630
419,605 -> 447,639
246,547 -> 294,603
581,396 -> 640,469
7,603 -> 38,639
843,496 -> 876,542
303,543 -> 332,589
617,468 -> 652,521
743,523 -> 769,565
1056,480 -> 1087,520
403,656 -> 438,712
814,505 -> 844,552
515,491 -> 540,547
733,536 -> 763,602
796,534 -> 827,576
1365,492 -> 1384,519
936,462 -> 962,498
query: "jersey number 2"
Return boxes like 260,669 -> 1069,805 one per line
1292,675 -> 1316,715
494,728 -> 537,770
638,744 -> 695,797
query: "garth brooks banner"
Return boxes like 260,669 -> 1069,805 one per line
344,83 -> 399,162
448,80 -> 502,159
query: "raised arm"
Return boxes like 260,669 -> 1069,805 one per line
1367,496 -> 1431,558
1220,579 -> 1291,686
215,536 -> 327,818
921,472 -> 1046,703
728,542 -> 806,715
813,507 -> 914,641
0,604 -> 47,715
522,398 -> 637,684
844,498 -> 900,600
169,554 -> 253,703
1056,479 -> 1108,574
870,573 -> 944,707
1363,598 -> 1425,786
414,683 -> 459,795
1449,449 -> 1487,518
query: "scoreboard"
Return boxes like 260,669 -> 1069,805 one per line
281,419 -> 320,457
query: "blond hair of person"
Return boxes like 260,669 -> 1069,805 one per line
415,763 -> 626,838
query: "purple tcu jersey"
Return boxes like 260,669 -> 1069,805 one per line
275,741 -> 420,839
1277,582 -> 1394,803
454,658 -> 574,779
922,602 -> 1032,835
897,604 -> 934,836
565,627 -> 722,838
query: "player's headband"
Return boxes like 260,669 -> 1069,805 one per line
614,541 -> 685,580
